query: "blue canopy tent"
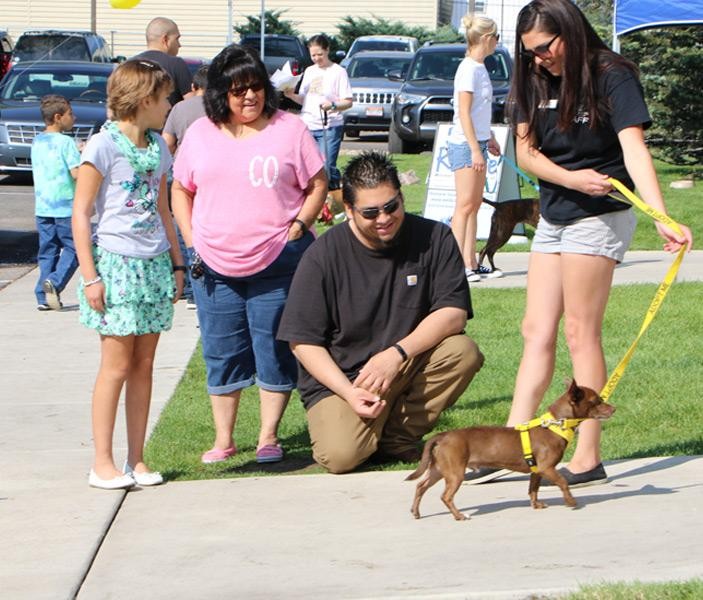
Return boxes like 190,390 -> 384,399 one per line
613,1 -> 703,49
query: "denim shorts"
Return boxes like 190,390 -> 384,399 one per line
447,140 -> 488,172
192,232 -> 314,395
531,209 -> 637,263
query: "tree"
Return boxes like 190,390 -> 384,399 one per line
620,27 -> 703,165
233,9 -> 300,37
335,16 -> 462,50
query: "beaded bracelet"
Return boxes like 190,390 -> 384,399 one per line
83,275 -> 102,288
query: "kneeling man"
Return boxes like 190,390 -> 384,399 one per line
278,151 -> 484,473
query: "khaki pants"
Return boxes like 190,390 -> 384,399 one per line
306,334 -> 484,473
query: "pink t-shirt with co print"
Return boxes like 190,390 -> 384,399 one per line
173,110 -> 324,277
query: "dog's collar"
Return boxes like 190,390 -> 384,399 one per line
514,411 -> 585,472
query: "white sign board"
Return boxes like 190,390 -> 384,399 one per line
423,124 -> 523,239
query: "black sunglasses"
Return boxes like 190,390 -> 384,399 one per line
354,194 -> 402,220
521,33 -> 560,60
229,81 -> 265,98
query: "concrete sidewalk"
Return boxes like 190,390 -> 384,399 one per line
1,252 -> 702,599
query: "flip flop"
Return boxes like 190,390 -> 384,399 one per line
255,444 -> 284,464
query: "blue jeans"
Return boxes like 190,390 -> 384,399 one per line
311,125 -> 344,190
35,216 -> 78,304
192,233 -> 314,395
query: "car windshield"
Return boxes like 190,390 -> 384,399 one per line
14,35 -> 90,62
0,68 -> 109,102
347,56 -> 412,79
241,38 -> 301,57
350,41 -> 410,57
408,50 -> 508,82
408,51 -> 464,81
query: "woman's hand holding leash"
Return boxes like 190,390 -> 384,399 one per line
656,221 -> 693,253
569,169 -> 612,196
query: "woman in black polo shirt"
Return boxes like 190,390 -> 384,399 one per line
502,0 -> 692,487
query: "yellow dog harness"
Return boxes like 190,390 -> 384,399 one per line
515,412 -> 585,472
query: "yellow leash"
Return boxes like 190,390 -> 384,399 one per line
600,178 -> 687,402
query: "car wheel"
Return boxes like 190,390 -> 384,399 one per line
345,128 -> 360,138
388,123 -> 418,154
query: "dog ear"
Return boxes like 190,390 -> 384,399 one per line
566,378 -> 583,402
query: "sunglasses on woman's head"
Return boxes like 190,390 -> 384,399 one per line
229,81 -> 265,98
521,33 -> 560,60
354,194 -> 402,220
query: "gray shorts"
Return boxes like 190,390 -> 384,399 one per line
531,209 -> 637,263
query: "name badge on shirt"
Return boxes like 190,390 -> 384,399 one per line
539,98 -> 559,110
406,275 -> 418,287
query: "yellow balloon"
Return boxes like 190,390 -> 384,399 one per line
110,0 -> 141,8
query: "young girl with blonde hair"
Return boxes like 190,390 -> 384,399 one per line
448,15 -> 502,282
73,59 -> 184,489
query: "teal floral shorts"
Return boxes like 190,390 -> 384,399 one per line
78,246 -> 175,336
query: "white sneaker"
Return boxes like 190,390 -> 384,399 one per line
483,268 -> 504,279
466,271 -> 481,283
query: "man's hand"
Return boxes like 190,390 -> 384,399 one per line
353,347 -> 404,396
346,387 -> 386,419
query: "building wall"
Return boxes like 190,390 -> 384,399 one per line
2,0 -> 443,60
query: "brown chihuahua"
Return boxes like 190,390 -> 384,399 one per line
406,380 -> 615,521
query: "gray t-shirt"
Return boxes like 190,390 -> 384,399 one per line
163,95 -> 206,147
81,130 -> 173,259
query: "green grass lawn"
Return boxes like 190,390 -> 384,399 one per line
562,579 -> 703,599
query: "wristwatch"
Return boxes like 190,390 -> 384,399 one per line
330,102 -> 337,111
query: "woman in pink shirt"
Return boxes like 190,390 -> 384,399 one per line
172,44 -> 327,465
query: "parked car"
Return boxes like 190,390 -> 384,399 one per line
342,51 -> 413,138
0,61 -> 113,174
0,30 -> 14,79
387,43 -> 513,154
239,34 -> 311,76
11,30 -> 116,64
338,35 -> 419,68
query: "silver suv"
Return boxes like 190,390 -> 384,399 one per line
338,35 -> 419,68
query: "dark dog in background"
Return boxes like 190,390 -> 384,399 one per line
478,198 -> 540,273
406,379 -> 615,521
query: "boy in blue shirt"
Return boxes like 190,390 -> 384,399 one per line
32,95 -> 81,310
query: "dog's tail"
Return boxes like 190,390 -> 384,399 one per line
405,435 -> 442,480
481,197 -> 499,208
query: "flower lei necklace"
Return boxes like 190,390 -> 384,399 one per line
102,120 -> 160,175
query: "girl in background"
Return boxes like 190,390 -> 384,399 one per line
73,59 -> 184,489
284,33 -> 352,191
447,15 -> 502,283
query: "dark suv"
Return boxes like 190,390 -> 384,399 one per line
239,34 -> 311,76
12,30 -> 115,64
388,43 -> 513,153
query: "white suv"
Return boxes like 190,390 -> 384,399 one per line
338,35 -> 419,68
